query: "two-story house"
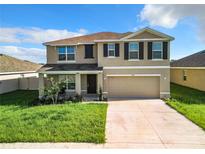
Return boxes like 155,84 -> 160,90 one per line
38,27 -> 174,99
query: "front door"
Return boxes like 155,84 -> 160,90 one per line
87,74 -> 97,94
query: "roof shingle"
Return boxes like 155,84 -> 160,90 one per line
38,63 -> 103,72
44,32 -> 132,45
0,54 -> 42,73
171,50 -> 205,67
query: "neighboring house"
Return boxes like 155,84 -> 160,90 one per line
0,54 -> 42,94
171,50 -> 205,92
38,27 -> 174,99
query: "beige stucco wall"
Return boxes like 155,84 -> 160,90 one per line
47,46 -> 58,64
97,41 -> 170,67
76,45 -> 97,64
171,68 -> 205,92
46,45 -> 97,64
103,68 -> 170,98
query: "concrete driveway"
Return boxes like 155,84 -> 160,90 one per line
105,99 -> 205,148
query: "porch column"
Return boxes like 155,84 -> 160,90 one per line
75,73 -> 81,95
38,73 -> 44,98
97,72 -> 103,94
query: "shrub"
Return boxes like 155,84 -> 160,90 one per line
72,94 -> 83,103
44,77 -> 66,104
30,98 -> 41,106
103,97 -> 108,101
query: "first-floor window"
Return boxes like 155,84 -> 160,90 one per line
183,70 -> 187,81
59,75 -> 75,90
57,46 -> 75,61
129,42 -> 139,59
67,75 -> 75,90
152,42 -> 162,59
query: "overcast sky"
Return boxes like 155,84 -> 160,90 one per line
0,4 -> 205,63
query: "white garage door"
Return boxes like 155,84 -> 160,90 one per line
108,76 -> 160,98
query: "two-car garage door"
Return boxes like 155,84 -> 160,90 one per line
108,76 -> 160,98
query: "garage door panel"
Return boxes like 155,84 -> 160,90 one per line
108,76 -> 160,98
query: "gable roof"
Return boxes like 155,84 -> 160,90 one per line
0,54 -> 42,73
121,27 -> 175,40
43,27 -> 174,46
44,32 -> 132,46
171,50 -> 205,67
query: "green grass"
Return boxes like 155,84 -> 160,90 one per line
166,83 -> 205,130
0,90 -> 107,143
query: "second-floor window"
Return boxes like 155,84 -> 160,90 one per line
85,44 -> 93,58
152,42 -> 162,59
57,46 -> 75,61
108,43 -> 115,57
129,42 -> 139,59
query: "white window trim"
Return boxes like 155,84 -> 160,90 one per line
152,42 -> 163,60
57,46 -> 76,62
128,59 -> 140,61
108,43 -> 115,57
152,59 -> 164,61
128,42 -> 139,60
57,60 -> 76,63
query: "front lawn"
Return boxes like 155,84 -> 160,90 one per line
166,83 -> 205,130
0,90 -> 107,143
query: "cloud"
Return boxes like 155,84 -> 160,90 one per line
0,46 -> 46,63
0,27 -> 88,44
140,4 -> 205,43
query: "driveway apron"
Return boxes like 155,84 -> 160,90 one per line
105,99 -> 205,148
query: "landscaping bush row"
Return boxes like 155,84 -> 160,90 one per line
30,94 -> 83,106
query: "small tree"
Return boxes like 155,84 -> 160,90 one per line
44,77 -> 66,104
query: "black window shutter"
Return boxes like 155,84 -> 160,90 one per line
103,44 -> 108,57
163,42 -> 168,59
85,45 -> 93,58
124,43 -> 129,60
148,42 -> 152,60
115,43 -> 120,57
139,42 -> 144,60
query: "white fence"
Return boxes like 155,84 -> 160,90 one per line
0,71 -> 39,94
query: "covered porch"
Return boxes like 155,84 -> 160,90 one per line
38,63 -> 103,98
